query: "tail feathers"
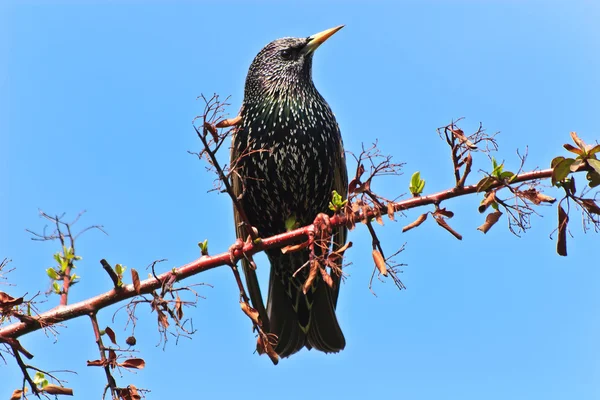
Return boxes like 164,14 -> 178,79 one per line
266,261 -> 305,358
266,251 -> 345,358
306,278 -> 346,353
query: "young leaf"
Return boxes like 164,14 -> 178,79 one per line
46,268 -> 58,280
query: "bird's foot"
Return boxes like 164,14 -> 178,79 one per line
216,115 -> 242,128
228,238 -> 244,265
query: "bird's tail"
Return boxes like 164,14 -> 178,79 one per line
266,250 -> 345,358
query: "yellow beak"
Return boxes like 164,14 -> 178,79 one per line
303,25 -> 344,54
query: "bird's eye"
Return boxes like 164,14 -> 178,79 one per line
280,49 -> 293,60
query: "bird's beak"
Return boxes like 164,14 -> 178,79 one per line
303,25 -> 344,54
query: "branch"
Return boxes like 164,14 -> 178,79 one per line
0,166 -> 557,341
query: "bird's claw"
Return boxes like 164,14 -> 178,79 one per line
228,238 -> 244,265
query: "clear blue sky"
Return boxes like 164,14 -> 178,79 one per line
2,1 -> 599,399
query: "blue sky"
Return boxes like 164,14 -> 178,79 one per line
2,1 -> 599,399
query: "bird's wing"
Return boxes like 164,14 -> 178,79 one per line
330,133 -> 348,308
231,126 -> 270,332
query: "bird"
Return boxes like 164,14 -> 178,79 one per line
228,25 -> 348,358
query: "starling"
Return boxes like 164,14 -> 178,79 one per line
230,26 -> 348,358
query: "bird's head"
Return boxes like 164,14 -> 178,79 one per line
244,25 -> 343,102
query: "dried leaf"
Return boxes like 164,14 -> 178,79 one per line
402,213 -> 428,233
581,199 -> 600,215
477,210 -> 503,234
570,131 -> 586,150
157,310 -> 169,329
387,203 -> 396,221
433,215 -> 463,240
203,121 -> 219,142
42,384 -> 73,395
215,115 -> 242,128
557,204 -> 568,256
452,127 -> 477,149
478,191 -> 497,213
281,243 -> 308,254
10,389 -> 24,400
126,336 -> 137,346
108,349 -> 117,366
87,359 -> 107,367
303,260 -> 319,294
434,208 -> 454,218
0,292 -> 24,308
105,326 -> 117,345
320,267 -> 334,288
175,295 -> 184,320
240,301 -> 261,326
119,358 -> 146,369
375,214 -> 384,226
131,268 -> 141,295
372,249 -> 388,276
117,385 -> 142,400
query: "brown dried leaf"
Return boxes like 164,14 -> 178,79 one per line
557,204 -> 569,256
570,131 -> 586,150
303,260 -> 319,294
372,249 -> 388,276
281,243 -> 308,254
402,213 -> 428,233
434,207 -> 454,218
477,210 -> 503,234
433,215 -> 463,240
478,191 -> 497,213
203,121 -> 219,142
0,292 -> 24,308
240,300 -> 261,326
87,359 -> 107,367
320,267 -> 334,288
105,326 -> 117,345
42,384 -> 73,395
157,310 -> 169,329
10,389 -> 24,400
119,358 -> 146,369
361,204 -> 370,224
108,349 -> 117,365
375,214 -> 384,226
452,127 -> 477,149
175,295 -> 184,320
131,268 -> 141,295
117,385 -> 142,400
126,336 -> 137,346
581,199 -> 600,215
387,203 -> 396,221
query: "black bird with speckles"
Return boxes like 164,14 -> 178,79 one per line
231,26 -> 348,358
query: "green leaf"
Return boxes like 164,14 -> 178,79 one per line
52,281 -> 61,294
552,158 -> 575,185
46,268 -> 58,280
53,253 -> 62,264
588,158 -> 600,175
328,190 -> 347,212
499,171 -> 515,180
570,158 -> 585,172
73,255 -> 82,261
115,264 -> 126,276
587,144 -> 600,156
71,273 -> 79,282
285,215 -> 298,231
491,161 -> 504,178
551,156 -> 565,168
409,171 -> 425,195
476,176 -> 496,192
33,372 -> 48,388
198,239 -> 209,255
587,171 -> 600,188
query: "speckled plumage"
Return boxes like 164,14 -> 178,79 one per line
231,30 -> 348,358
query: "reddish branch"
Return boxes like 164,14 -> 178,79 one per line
0,167 -> 553,342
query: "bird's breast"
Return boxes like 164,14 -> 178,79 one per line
233,99 -> 341,235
